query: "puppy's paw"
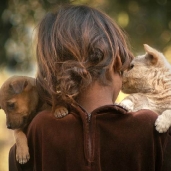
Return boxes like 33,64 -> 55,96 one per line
155,115 -> 170,133
119,99 -> 134,112
16,147 -> 30,164
54,106 -> 68,118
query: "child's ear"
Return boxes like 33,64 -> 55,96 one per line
114,53 -> 122,72
143,44 -> 158,65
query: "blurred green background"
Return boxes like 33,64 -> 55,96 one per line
0,0 -> 171,170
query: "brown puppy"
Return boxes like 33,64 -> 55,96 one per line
0,76 -> 68,164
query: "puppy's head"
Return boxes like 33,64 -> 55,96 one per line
122,44 -> 170,94
0,76 -> 39,129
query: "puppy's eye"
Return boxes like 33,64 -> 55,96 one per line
7,102 -> 15,110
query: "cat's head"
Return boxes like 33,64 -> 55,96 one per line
122,44 -> 171,94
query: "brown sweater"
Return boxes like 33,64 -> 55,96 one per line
9,104 -> 171,171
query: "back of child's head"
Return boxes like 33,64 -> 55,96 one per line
36,4 -> 133,105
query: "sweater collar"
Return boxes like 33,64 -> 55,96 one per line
69,102 -> 128,116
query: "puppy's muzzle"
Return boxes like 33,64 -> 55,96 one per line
7,123 -> 12,129
6,116 -> 27,129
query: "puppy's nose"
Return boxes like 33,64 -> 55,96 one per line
7,123 -> 12,129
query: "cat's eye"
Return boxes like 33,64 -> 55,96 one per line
128,64 -> 134,70
130,64 -> 134,69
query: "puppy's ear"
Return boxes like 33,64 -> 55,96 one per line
9,80 -> 28,94
143,44 -> 158,65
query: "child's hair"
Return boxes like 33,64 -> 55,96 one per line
36,4 -> 134,106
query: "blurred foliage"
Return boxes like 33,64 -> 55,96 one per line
0,0 -> 171,73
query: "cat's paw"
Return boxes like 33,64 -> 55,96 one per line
54,106 -> 68,118
155,115 -> 170,133
16,146 -> 30,164
119,99 -> 134,112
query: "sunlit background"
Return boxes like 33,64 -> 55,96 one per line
0,0 -> 171,170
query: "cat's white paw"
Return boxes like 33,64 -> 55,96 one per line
119,99 -> 134,112
155,115 -> 170,133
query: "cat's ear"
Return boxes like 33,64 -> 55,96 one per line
143,44 -> 158,65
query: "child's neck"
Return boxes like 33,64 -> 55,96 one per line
76,81 -> 114,114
